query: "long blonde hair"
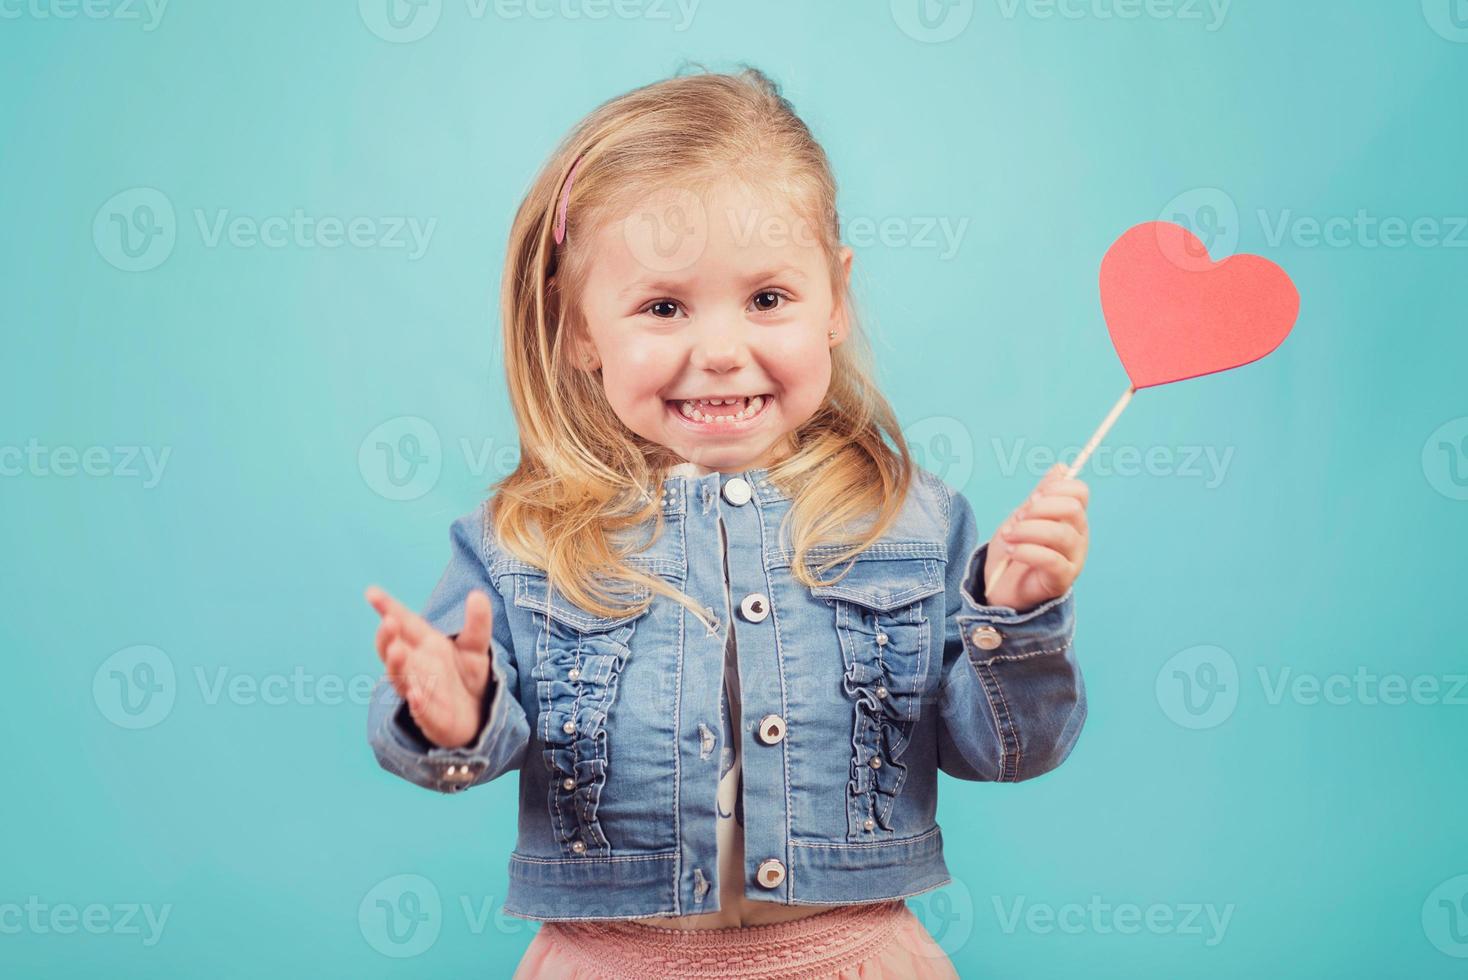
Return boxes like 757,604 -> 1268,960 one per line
489,64 -> 914,625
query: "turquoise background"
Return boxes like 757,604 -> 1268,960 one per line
4,1 -> 1466,976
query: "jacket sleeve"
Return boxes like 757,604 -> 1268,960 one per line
935,483 -> 1087,782
367,500 -> 531,794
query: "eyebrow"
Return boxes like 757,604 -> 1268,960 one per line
616,266 -> 807,300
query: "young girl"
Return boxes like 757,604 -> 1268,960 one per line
365,66 -> 1090,978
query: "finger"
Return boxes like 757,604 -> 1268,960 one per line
454,590 -> 494,657
1014,495 -> 1088,534
368,588 -> 433,644
383,636 -> 412,698
1020,465 -> 1065,506
1014,465 -> 1069,516
1035,476 -> 1090,508
375,616 -> 401,662
365,585 -> 392,616
389,636 -> 445,708
1002,518 -> 1083,561
1007,543 -> 1076,588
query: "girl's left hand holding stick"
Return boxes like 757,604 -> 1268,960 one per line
982,462 -> 1091,611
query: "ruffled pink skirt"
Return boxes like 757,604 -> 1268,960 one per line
511,899 -> 958,979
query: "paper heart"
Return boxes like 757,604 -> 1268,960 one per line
1099,221 -> 1300,389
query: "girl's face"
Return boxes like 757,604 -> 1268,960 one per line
573,178 -> 853,473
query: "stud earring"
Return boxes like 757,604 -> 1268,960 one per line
828,329 -> 836,339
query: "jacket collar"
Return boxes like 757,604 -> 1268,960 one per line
655,463 -> 792,512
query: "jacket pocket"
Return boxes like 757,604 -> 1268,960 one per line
506,562 -> 653,859
807,546 -> 945,838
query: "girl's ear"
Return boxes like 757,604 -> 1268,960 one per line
549,275 -> 600,373
575,338 -> 600,372
828,246 -> 854,345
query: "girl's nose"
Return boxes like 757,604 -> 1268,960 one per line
689,322 -> 749,373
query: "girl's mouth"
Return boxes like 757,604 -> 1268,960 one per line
666,393 -> 774,431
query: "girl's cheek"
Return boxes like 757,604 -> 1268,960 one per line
766,325 -> 827,363
612,338 -> 671,375
787,330 -> 834,376
612,347 -> 686,402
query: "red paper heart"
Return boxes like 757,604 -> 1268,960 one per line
1099,221 -> 1300,389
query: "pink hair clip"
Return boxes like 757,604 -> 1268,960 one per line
553,154 -> 586,245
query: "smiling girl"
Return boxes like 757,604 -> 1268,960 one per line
366,65 -> 1090,978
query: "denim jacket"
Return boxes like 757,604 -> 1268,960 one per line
367,464 -> 1085,922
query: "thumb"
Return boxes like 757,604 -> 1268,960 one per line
454,589 -> 494,657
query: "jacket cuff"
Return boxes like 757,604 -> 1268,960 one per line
957,543 -> 1075,662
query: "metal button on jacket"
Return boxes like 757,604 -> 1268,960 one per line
970,624 -> 1003,650
721,476 -> 753,505
757,714 -> 785,744
755,858 -> 786,888
441,764 -> 474,785
739,593 -> 769,623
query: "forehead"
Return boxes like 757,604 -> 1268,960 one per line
584,177 -> 827,288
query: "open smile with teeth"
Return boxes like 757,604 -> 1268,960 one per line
669,394 -> 772,424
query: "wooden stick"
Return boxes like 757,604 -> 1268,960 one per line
983,385 -> 1135,600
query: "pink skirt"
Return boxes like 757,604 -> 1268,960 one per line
511,899 -> 959,979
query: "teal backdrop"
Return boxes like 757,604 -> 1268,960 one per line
4,1 -> 1466,976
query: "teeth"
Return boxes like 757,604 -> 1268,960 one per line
677,394 -> 766,422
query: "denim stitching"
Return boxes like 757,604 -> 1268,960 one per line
670,494 -> 687,914
510,850 -> 676,865
533,608 -> 569,851
568,626 -> 589,850
751,490 -> 795,897
975,661 -> 1021,781
788,824 -> 942,849
990,663 -> 1022,780
970,639 -> 1074,667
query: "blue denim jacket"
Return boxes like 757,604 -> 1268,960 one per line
367,464 -> 1085,922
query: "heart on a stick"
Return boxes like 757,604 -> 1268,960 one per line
1099,221 -> 1300,389
984,219 -> 1301,599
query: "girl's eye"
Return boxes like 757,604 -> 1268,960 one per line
751,290 -> 787,312
640,292 -> 789,318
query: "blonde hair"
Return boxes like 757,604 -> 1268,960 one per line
488,63 -> 914,624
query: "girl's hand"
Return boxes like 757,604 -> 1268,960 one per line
365,585 -> 495,749
982,463 -> 1090,611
